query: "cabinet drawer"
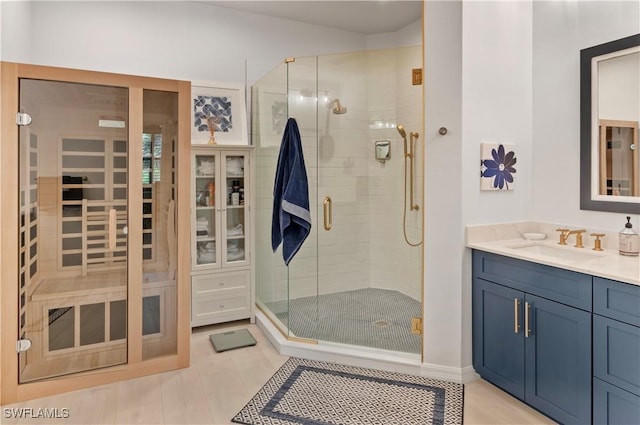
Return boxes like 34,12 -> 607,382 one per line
192,270 -> 249,295
594,277 -> 640,327
192,290 -> 250,325
594,315 -> 640,396
472,251 -> 592,310
593,378 -> 640,425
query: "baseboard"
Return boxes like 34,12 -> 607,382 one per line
419,362 -> 479,384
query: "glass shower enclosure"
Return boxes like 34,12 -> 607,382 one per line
252,46 -> 424,355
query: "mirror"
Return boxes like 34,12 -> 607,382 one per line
580,34 -> 640,213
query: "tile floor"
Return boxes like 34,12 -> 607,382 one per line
1,321 -> 556,424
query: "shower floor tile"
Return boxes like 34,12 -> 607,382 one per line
266,288 -> 422,354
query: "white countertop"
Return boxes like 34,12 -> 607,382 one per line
466,222 -> 640,286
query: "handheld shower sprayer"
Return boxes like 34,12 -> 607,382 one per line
396,124 -> 422,246
396,125 -> 408,158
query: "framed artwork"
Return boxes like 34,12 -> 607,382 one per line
480,142 -> 517,191
191,81 -> 248,145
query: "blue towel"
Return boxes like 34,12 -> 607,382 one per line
272,118 -> 311,265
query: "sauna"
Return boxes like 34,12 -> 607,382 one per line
1,63 -> 191,403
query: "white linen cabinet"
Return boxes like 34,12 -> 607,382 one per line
190,145 -> 254,326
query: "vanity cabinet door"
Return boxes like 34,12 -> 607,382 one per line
594,378 -> 640,425
472,277 -> 525,400
524,294 -> 592,425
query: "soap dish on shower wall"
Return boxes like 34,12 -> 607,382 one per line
523,232 -> 546,241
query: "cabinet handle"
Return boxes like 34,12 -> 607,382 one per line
219,303 -> 225,308
514,299 -> 520,333
525,302 -> 531,338
323,196 -> 332,231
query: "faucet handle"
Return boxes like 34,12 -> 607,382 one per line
556,228 -> 570,245
590,233 -> 605,251
573,229 -> 587,248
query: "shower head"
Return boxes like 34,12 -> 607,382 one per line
396,125 -> 407,139
327,98 -> 347,114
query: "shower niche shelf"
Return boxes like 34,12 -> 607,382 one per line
190,145 -> 255,326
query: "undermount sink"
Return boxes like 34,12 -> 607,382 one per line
507,242 -> 605,262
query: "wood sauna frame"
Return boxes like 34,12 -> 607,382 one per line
0,62 -> 191,404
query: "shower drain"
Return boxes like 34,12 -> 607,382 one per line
372,320 -> 390,328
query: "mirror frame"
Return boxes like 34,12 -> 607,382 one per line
580,33 -> 640,214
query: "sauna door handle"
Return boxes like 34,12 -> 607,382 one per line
323,196 -> 332,231
108,208 -> 117,251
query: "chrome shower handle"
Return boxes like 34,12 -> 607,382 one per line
323,196 -> 332,231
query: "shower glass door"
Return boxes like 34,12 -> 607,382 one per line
252,46 -> 423,355
314,48 -> 424,353
18,79 -> 129,383
284,56 -> 321,341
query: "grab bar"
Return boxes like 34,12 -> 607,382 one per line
323,196 -> 332,231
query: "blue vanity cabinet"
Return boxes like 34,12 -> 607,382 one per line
472,251 -> 592,425
524,293 -> 592,424
472,277 -> 525,399
593,277 -> 640,425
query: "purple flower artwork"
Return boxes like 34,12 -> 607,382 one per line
480,143 -> 517,191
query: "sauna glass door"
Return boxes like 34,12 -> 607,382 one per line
18,79 -> 129,383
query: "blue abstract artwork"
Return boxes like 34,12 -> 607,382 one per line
193,96 -> 232,133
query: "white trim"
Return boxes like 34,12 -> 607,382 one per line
256,310 -> 474,383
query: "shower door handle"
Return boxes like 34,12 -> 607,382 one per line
323,196 -> 332,231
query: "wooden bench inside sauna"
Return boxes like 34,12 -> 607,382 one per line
20,191 -> 177,382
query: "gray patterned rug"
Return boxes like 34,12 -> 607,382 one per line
232,357 -> 464,425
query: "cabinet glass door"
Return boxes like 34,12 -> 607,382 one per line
193,153 -> 219,268
223,153 -> 248,266
18,79 -> 129,383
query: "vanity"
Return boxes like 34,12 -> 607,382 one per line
468,223 -> 640,425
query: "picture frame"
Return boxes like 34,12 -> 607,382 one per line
191,81 -> 248,145
480,142 -> 517,191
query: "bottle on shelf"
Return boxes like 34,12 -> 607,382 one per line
231,180 -> 240,206
207,182 -> 215,206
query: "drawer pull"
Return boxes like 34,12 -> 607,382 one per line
525,302 -> 531,338
514,298 -> 521,334
219,303 -> 225,308
220,281 -> 224,286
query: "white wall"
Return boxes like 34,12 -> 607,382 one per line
532,1 -> 640,230
423,0 -> 464,369
0,1 -> 32,63
1,1 -> 368,85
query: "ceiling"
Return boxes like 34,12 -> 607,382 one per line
202,1 -> 423,35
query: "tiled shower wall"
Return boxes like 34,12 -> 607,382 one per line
253,46 -> 423,315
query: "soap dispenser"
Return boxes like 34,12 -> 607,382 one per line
619,216 -> 639,256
